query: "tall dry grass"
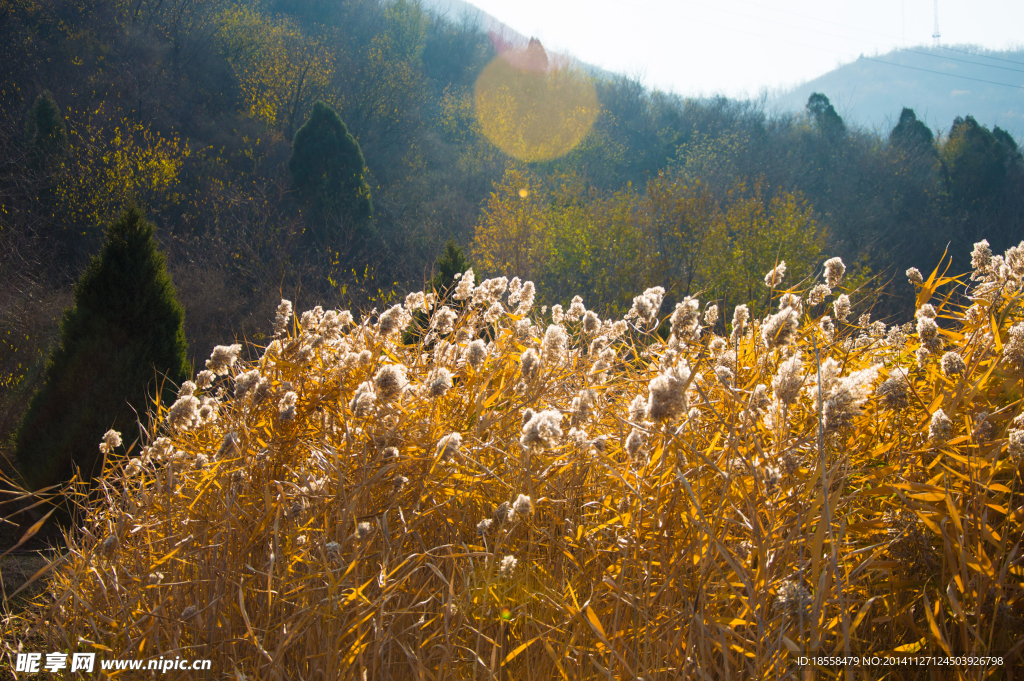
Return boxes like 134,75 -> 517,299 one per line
2,245 -> 1023,680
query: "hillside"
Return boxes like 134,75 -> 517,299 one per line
772,45 -> 1024,138
2,0 -> 1024,503
418,0 -> 525,41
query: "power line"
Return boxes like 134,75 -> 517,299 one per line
940,45 -> 1024,66
903,49 -> 1024,74
863,57 -> 1024,90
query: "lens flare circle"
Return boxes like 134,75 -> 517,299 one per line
474,49 -> 599,163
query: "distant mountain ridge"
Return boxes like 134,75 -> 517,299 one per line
771,46 -> 1024,139
418,0 -> 528,44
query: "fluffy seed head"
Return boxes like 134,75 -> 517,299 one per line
928,409 -> 953,444
820,316 -> 835,341
703,303 -> 719,328
824,257 -> 846,288
816,364 -> 879,432
771,353 -> 804,405
907,267 -> 924,285
465,339 -> 487,370
625,428 -> 647,458
1008,429 -> 1024,459
624,394 -> 645,423
779,293 -> 803,316
374,364 -> 409,400
764,261 -> 787,288
436,432 -> 463,458
520,349 -> 540,381
427,367 -> 453,397
916,316 -> 939,342
1002,323 -> 1024,372
833,295 -> 851,323
732,305 -> 750,330
167,395 -> 200,432
378,304 -> 412,337
941,351 -> 966,377
520,409 -> 563,449
512,494 -> 533,517
206,344 -> 242,376
273,300 -> 293,337
515,281 -> 536,314
278,391 -> 298,420
483,301 -> 504,324
405,291 -> 426,311
646,361 -> 691,422
566,296 -> 586,321
452,268 -> 475,301
670,297 -> 700,339
541,324 -> 569,366
431,306 -> 458,335
494,501 -> 516,524
350,382 -> 377,416
808,284 -> 831,306
762,307 -> 799,350
775,579 -> 812,617
971,240 -> 993,278
877,371 -> 910,411
98,429 -> 122,455
499,555 -> 518,577
195,370 -> 215,390
630,286 -> 666,326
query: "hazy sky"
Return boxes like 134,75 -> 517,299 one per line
452,0 -> 1024,98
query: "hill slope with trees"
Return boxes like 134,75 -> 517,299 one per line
2,0 -> 1023,471
772,45 -> 1024,137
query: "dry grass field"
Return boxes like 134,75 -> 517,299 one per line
2,242 -> 1023,679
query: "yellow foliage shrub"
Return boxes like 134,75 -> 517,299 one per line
53,112 -> 189,231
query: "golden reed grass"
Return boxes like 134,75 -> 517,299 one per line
3,243 -> 1024,679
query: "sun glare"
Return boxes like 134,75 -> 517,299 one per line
474,40 -> 599,163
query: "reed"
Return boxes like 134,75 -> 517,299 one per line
3,243 -> 1023,679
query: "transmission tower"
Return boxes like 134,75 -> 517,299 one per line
932,0 -> 941,46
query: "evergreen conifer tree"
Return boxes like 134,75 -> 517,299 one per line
403,240 -> 472,345
289,101 -> 373,244
806,93 -> 846,140
14,207 -> 189,491
431,239 -> 471,299
26,90 -> 67,159
944,115 -> 1009,208
889,108 -> 935,151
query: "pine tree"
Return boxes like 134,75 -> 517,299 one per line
806,93 -> 846,140
889,108 -> 934,151
14,207 -> 189,492
289,101 -> 373,244
431,239 -> 472,299
403,240 -> 472,345
944,115 -> 1009,208
25,90 -> 67,159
